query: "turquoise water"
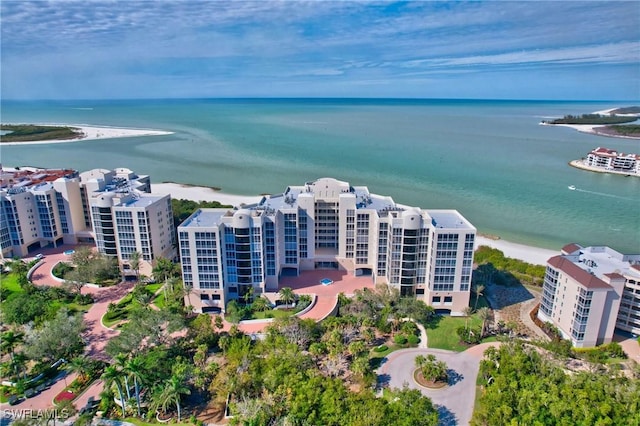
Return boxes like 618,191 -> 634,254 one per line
1,98 -> 639,252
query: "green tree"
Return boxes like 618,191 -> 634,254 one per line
153,375 -> 191,422
386,386 -> 439,426
477,307 -> 491,338
152,257 -> 180,282
278,287 -> 296,307
67,355 -> 92,382
0,330 -> 24,363
125,357 -> 146,417
129,251 -> 141,282
24,308 -> 85,362
242,286 -> 254,305
251,295 -> 271,312
415,354 -> 448,382
114,353 -> 132,400
101,365 -> 126,417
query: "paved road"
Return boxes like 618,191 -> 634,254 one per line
378,343 -> 500,426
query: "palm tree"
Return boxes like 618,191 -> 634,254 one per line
114,353 -> 132,400
473,284 -> 485,311
129,251 -> 141,282
135,291 -> 154,309
462,306 -> 473,341
11,352 -> 28,380
478,307 -> 491,338
101,365 -> 126,416
68,355 -> 92,382
278,287 -> 296,308
251,296 -> 270,312
0,330 -> 24,363
242,286 -> 254,305
153,375 -> 191,422
125,357 -> 146,417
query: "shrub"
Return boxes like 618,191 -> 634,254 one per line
457,326 -> 482,344
52,262 -> 74,279
374,345 -> 388,353
394,335 -> 408,345
407,334 -> 420,345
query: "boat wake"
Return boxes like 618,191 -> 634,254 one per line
569,186 -> 635,201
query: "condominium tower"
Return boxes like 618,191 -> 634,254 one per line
538,243 -> 640,347
0,166 -> 175,275
178,177 -> 476,314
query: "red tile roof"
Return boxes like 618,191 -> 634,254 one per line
561,243 -> 582,255
603,272 -> 625,280
547,256 -> 611,290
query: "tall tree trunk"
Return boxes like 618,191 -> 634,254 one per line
115,382 -> 126,416
134,377 -> 141,417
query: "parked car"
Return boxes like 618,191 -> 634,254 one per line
35,254 -> 44,260
8,395 -> 22,405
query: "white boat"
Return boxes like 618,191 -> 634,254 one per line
568,185 -> 576,190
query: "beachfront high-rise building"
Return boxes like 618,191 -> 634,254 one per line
0,166 -> 175,277
178,177 -> 476,314
537,243 -> 640,347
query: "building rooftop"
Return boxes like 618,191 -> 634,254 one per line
548,255 -> 612,290
180,208 -> 229,228
118,194 -> 166,208
551,245 -> 640,287
0,167 -> 77,190
427,210 -> 476,230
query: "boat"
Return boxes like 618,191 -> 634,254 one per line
568,185 -> 576,190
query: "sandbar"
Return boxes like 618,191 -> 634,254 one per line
540,122 -> 640,140
152,182 -> 559,265
1,124 -> 174,145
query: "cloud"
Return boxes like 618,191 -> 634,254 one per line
1,1 -> 638,100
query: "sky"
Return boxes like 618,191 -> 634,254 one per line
1,1 -> 639,100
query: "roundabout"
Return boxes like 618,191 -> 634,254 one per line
377,343 -> 500,426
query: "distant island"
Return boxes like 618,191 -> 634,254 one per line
1,123 -> 174,145
0,124 -> 83,142
540,107 -> 640,139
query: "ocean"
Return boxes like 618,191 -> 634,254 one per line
1,98 -> 639,253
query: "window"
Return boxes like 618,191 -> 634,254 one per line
432,296 -> 441,304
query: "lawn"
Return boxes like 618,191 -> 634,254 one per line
153,291 -> 167,309
250,309 -> 297,320
102,283 -> 161,327
1,273 -> 24,293
426,315 -> 486,352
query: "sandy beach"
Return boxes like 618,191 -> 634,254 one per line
540,107 -> 640,140
1,124 -> 173,145
152,182 -> 558,265
151,182 -> 264,208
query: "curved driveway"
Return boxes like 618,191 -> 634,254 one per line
14,245 -> 133,411
224,269 -> 375,333
378,343 -> 500,426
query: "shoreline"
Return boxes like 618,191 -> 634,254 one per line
569,160 -> 638,177
151,182 -> 264,208
152,182 -> 558,266
539,122 -> 640,140
1,124 -> 174,145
